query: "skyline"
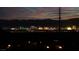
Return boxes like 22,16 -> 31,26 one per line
0,7 -> 79,20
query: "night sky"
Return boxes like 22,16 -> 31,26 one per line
0,7 -> 79,20
61,7 -> 79,20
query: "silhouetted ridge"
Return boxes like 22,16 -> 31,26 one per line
61,18 -> 79,26
0,19 -> 58,28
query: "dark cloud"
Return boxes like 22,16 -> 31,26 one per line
0,7 -> 59,20
0,7 -> 79,20
61,7 -> 79,20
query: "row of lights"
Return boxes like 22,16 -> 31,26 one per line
7,44 -> 63,49
3,25 -> 79,31
10,26 -> 78,31
61,25 -> 77,30
46,45 -> 63,49
6,26 -> 57,31
6,44 -> 63,50
5,40 -> 63,50
38,27 -> 57,30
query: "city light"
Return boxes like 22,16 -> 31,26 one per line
46,46 -> 50,49
3,26 -> 59,32
5,25 -> 79,32
55,45 -> 63,50
58,46 -> 63,49
10,28 -> 16,30
7,44 -> 11,48
38,27 -> 43,30
72,25 -> 76,30
28,41 -> 31,44
40,41 -> 42,44
49,27 -> 56,30
66,27 -> 72,30
44,27 -> 49,30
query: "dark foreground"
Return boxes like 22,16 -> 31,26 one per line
0,31 -> 79,51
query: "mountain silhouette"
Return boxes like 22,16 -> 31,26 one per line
0,19 -> 59,28
61,18 -> 79,26
0,18 -> 79,28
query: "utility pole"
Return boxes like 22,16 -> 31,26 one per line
59,7 -> 61,32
